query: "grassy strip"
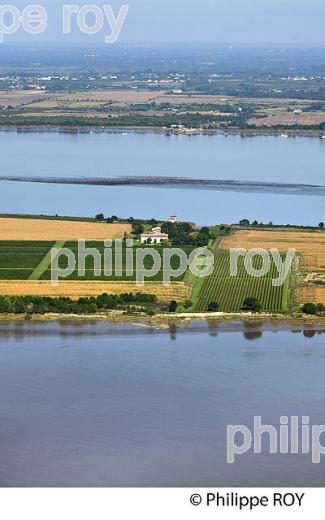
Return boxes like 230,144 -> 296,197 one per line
282,267 -> 291,311
28,241 -> 66,281
187,238 -> 222,312
185,271 -> 206,312
182,247 -> 212,312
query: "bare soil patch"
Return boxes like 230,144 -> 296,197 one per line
0,90 -> 49,108
249,112 -> 325,127
54,90 -> 165,105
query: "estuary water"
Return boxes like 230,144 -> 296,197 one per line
0,130 -> 325,225
0,320 -> 325,487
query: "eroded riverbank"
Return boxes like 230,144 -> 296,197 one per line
1,313 -> 325,333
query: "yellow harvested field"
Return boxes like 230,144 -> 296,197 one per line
0,218 -> 131,241
0,281 -> 188,302
302,256 -> 325,272
295,287 -> 325,305
220,230 -> 325,269
221,229 -> 325,305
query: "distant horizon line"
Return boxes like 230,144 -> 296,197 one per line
2,41 -> 325,47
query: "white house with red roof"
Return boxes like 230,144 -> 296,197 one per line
140,226 -> 169,244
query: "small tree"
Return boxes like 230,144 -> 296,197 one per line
0,297 -> 9,313
132,224 -> 144,236
183,300 -> 193,310
168,300 -> 178,313
95,213 -> 104,221
239,219 -> 250,227
319,222 -> 325,229
242,297 -> 262,312
302,303 -> 317,315
207,302 -> 220,312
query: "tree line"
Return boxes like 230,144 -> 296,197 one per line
0,293 -> 158,315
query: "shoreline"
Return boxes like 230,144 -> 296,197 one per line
1,312 -> 325,329
1,314 -> 325,340
0,125 -> 324,139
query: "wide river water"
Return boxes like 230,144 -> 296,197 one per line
1,131 -> 325,487
0,320 -> 325,487
0,130 -> 325,225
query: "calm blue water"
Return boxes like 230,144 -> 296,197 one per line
0,130 -> 325,225
0,321 -> 325,487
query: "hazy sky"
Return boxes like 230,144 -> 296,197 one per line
4,0 -> 325,44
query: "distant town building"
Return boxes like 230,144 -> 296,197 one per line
140,226 -> 169,244
168,215 -> 177,223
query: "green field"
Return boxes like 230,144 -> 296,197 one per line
40,242 -> 195,281
0,242 -> 291,313
0,241 -> 194,282
194,251 -> 290,313
0,241 -> 54,280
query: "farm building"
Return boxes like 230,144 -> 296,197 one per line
168,215 -> 177,223
140,226 -> 169,244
